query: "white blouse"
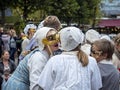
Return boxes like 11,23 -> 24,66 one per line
36,51 -> 102,90
27,50 -> 49,90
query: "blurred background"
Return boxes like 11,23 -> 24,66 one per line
0,0 -> 120,35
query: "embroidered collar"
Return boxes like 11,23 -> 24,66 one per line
99,59 -> 113,65
62,51 -> 78,56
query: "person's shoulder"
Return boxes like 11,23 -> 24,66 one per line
51,54 -> 63,59
88,56 -> 97,64
22,38 -> 29,43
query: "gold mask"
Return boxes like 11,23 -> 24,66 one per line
42,33 -> 60,45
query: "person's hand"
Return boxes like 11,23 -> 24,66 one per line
4,74 -> 11,81
22,50 -> 30,56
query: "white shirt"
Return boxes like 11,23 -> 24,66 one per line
36,51 -> 102,90
27,50 -> 49,90
22,38 -> 30,51
81,44 -> 91,56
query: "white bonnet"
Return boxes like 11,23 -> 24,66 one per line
37,20 -> 44,30
33,21 -> 44,38
100,35 -> 114,44
59,27 -> 84,51
35,27 -> 54,51
24,24 -> 37,35
85,29 -> 100,43
100,35 -> 111,41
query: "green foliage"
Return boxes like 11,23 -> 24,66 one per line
1,0 -> 102,29
45,0 -> 80,25
11,0 -> 47,21
14,20 -> 26,35
76,0 -> 101,26
0,0 -> 12,9
5,16 -> 20,23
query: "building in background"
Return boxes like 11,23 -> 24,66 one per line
96,0 -> 120,34
100,0 -> 120,17
0,8 -> 12,17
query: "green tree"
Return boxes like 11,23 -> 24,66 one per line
76,0 -> 101,27
12,0 -> 47,22
45,0 -> 80,25
0,0 -> 12,25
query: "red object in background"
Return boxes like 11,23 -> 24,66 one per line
98,19 -> 120,27
118,68 -> 120,72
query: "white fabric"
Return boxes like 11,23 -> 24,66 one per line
27,50 -> 49,90
38,20 -> 44,30
99,59 -> 113,64
100,35 -> 111,41
59,27 -> 84,51
85,29 -> 100,43
81,43 -> 91,55
22,38 -> 30,51
112,53 -> 120,69
37,51 -> 102,90
35,27 -> 54,51
24,24 -> 37,35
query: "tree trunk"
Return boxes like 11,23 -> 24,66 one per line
92,7 -> 97,28
1,8 -> 5,26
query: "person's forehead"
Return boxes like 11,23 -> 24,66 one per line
47,30 -> 57,36
92,44 -> 99,50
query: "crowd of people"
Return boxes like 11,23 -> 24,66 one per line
0,15 -> 120,90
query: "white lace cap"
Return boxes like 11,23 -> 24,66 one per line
100,35 -> 111,41
37,20 -> 44,29
33,21 -> 44,38
85,29 -> 100,43
59,27 -> 84,51
24,24 -> 37,35
35,27 -> 54,50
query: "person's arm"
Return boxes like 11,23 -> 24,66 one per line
35,58 -> 55,90
27,52 -> 48,90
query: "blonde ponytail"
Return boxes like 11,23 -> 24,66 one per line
77,49 -> 89,67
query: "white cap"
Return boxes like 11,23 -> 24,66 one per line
85,29 -> 100,43
33,21 -> 44,38
37,20 -> 44,29
100,35 -> 111,41
24,24 -> 37,35
100,35 -> 114,44
35,27 -> 54,50
59,27 -> 84,51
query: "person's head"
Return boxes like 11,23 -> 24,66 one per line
91,39 -> 114,62
59,26 -> 88,66
1,50 -> 10,61
114,33 -> 120,52
9,29 -> 16,37
85,29 -> 100,44
35,27 -> 58,55
59,26 -> 84,51
43,15 -> 62,31
24,24 -> 37,36
0,27 -> 3,33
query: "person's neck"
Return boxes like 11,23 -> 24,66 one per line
3,59 -> 9,62
3,59 -> 9,65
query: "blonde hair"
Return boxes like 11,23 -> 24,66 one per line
75,46 -> 88,67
